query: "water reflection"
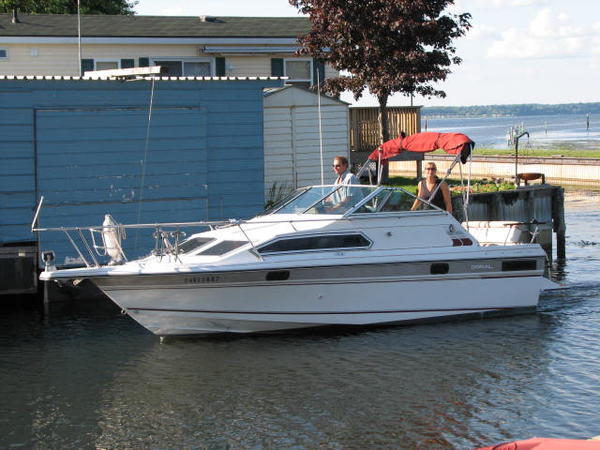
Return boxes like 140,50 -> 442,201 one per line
1,193 -> 600,449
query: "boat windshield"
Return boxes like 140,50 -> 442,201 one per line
352,187 -> 435,213
304,186 -> 378,215
272,186 -> 339,214
269,185 -> 437,215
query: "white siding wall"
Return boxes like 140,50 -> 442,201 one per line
0,43 -> 339,79
226,56 -> 271,77
264,97 -> 349,196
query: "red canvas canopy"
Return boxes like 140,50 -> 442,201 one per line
368,132 -> 474,163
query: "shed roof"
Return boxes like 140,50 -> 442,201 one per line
0,14 -> 310,38
264,85 -> 349,106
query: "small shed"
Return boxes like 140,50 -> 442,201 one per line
263,86 -> 349,198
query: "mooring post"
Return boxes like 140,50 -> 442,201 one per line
552,187 -> 566,260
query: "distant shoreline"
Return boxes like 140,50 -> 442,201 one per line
422,102 -> 600,118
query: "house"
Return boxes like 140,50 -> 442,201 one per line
0,13 -> 335,85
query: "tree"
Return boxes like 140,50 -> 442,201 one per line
289,0 -> 471,143
0,0 -> 137,15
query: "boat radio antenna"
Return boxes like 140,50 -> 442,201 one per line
316,65 -> 324,185
134,75 -> 156,251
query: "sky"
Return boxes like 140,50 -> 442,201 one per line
134,0 -> 600,108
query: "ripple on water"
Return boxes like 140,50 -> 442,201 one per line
1,195 -> 600,449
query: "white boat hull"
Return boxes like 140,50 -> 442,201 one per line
96,271 -> 555,336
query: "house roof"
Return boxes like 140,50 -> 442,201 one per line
0,14 -> 310,38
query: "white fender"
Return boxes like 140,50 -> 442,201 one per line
102,214 -> 125,264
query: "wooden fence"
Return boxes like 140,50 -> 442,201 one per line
349,106 -> 421,152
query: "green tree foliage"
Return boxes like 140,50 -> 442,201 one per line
289,0 -> 470,142
0,0 -> 137,14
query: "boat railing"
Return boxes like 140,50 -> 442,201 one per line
31,194 -> 446,269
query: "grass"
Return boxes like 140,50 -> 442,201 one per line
387,176 -> 515,194
430,148 -> 600,158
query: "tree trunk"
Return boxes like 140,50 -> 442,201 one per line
377,93 -> 390,183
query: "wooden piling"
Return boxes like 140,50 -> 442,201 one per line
552,186 -> 566,260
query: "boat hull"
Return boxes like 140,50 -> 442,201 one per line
94,271 -> 555,336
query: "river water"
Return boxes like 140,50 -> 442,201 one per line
423,113 -> 600,150
1,193 -> 599,449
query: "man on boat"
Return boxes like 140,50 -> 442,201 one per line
333,156 -> 359,185
326,156 -> 363,212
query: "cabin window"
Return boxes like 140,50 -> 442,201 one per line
0,49 -> 7,60
502,260 -> 537,271
177,237 -> 215,254
95,60 -> 120,71
258,233 -> 371,254
152,58 -> 213,76
284,58 -> 312,85
198,240 -> 247,256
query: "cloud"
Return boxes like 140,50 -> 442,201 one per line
487,8 -> 594,59
466,23 -> 498,40
461,0 -> 548,7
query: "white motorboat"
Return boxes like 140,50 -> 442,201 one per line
39,183 -> 557,336
37,132 -> 558,336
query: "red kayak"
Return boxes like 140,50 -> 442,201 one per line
477,437 -> 600,449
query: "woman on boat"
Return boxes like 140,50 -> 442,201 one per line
411,162 -> 453,213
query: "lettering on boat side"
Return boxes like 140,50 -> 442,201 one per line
471,264 -> 493,270
184,275 -> 223,284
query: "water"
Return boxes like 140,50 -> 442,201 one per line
1,194 -> 600,449
423,114 -> 600,150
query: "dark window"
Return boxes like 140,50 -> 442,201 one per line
120,58 -> 135,69
215,57 -> 226,76
266,270 -> 290,281
502,260 -> 537,271
81,58 -> 94,73
271,58 -> 284,76
259,234 -> 370,254
199,240 -> 247,256
177,237 -> 214,254
155,61 -> 182,76
312,58 -> 325,86
430,263 -> 450,275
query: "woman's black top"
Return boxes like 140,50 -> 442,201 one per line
420,177 -> 446,210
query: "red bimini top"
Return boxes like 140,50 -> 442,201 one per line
368,132 -> 474,163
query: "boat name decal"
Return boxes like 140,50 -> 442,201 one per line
184,275 -> 223,284
471,264 -> 494,270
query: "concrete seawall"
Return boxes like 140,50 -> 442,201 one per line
390,155 -> 600,187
